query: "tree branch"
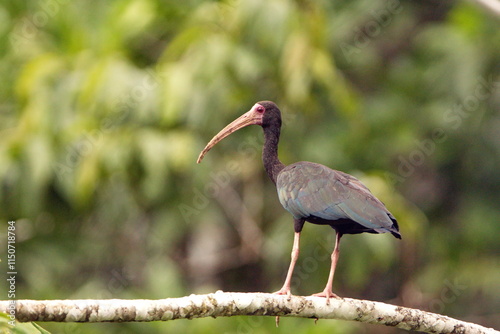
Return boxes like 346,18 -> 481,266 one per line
0,292 -> 497,333
469,0 -> 500,17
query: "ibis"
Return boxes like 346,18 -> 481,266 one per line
197,101 -> 401,301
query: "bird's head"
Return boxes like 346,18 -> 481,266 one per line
197,101 -> 281,163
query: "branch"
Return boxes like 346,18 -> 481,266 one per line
469,0 -> 500,17
0,292 -> 497,333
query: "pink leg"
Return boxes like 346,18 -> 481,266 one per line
312,232 -> 342,303
274,231 -> 301,297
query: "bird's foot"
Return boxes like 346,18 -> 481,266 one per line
273,287 -> 293,326
311,289 -> 340,305
273,287 -> 292,300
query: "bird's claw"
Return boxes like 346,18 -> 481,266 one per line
273,288 -> 292,300
312,290 -> 340,305
273,288 -> 292,327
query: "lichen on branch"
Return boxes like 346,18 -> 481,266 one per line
0,292 -> 497,334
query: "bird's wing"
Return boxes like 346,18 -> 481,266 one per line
276,162 -> 396,233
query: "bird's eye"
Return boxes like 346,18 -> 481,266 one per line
256,106 -> 265,113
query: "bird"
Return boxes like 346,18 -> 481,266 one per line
197,101 -> 401,301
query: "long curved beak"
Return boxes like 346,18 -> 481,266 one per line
197,108 -> 263,163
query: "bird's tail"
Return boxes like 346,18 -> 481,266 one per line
387,213 -> 401,239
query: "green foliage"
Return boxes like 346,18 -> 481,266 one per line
0,0 -> 499,332
0,313 -> 50,334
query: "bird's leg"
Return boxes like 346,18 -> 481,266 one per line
274,231 -> 301,297
312,232 -> 342,303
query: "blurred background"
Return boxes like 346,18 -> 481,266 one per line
0,0 -> 499,333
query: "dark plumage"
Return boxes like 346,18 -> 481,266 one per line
277,162 -> 400,238
197,101 -> 400,300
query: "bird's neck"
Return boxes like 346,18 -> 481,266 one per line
262,124 -> 285,185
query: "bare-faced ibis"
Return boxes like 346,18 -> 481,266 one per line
197,101 -> 401,301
